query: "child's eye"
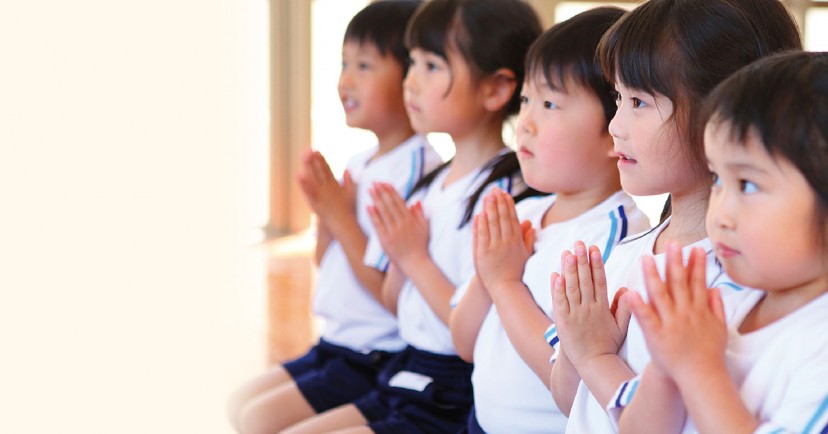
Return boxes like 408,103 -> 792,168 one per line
710,171 -> 721,187
358,62 -> 370,71
408,57 -> 416,67
543,101 -> 558,110
426,62 -> 438,71
631,97 -> 646,108
740,180 -> 758,194
519,95 -> 529,105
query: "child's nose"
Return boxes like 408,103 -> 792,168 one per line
608,110 -> 627,140
516,108 -> 535,135
403,69 -> 418,94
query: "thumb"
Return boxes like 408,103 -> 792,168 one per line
613,288 -> 634,334
708,287 -> 726,325
342,169 -> 353,187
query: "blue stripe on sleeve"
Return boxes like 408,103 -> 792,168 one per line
614,381 -> 629,408
804,395 -> 828,434
602,210 -> 619,263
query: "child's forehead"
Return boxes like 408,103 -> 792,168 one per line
342,39 -> 385,57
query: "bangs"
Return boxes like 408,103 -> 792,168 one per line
405,0 -> 456,59
598,2 -> 677,99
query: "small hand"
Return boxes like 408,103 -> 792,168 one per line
550,241 -> 628,368
367,182 -> 430,273
626,244 -> 727,383
296,150 -> 356,229
473,188 -> 534,295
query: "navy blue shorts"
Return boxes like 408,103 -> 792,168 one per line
464,406 -> 486,434
283,339 -> 396,413
354,345 -> 474,434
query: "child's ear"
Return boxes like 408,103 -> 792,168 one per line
482,68 -> 517,112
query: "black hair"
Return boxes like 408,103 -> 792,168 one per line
597,0 -> 802,221
702,51 -> 828,246
405,0 -> 542,117
403,0 -> 544,227
344,0 -> 423,74
525,6 -> 626,126
407,151 -> 544,228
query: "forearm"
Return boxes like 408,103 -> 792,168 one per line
578,353 -> 636,410
449,275 -> 492,362
676,364 -> 758,434
549,349 -> 581,415
488,281 -> 554,382
381,264 -> 406,315
399,256 -> 457,325
330,219 -> 386,302
314,219 -> 333,265
618,365 -> 686,434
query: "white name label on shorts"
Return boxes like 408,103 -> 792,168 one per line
388,370 -> 434,392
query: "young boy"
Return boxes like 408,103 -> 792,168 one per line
227,2 -> 441,433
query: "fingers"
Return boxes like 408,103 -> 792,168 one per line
520,220 -> 535,252
551,272 -> 570,318
688,247 -> 708,306
573,241 -> 596,303
665,242 -> 688,306
708,287 -> 726,325
626,290 -> 660,336
613,289 -> 634,336
562,250 -> 581,307
494,189 -> 517,240
588,245 -> 609,306
370,182 -> 406,224
475,210 -> 491,258
641,255 -> 670,316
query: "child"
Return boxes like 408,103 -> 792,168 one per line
281,1 -> 542,433
546,0 -> 802,432
448,7 -> 651,434
227,2 -> 443,433
620,51 -> 828,434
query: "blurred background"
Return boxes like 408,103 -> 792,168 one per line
0,1 -> 824,433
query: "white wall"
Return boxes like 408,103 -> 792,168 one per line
0,1 -> 269,432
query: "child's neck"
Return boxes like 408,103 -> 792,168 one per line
443,120 -> 506,187
542,180 -> 621,227
373,124 -> 416,159
740,277 -> 828,333
653,180 -> 710,254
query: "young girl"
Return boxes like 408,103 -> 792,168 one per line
448,8 -> 651,434
281,1 -> 541,433
620,51 -> 828,434
546,0 -> 802,432
227,2 -> 443,433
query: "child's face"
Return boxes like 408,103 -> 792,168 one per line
705,122 -> 827,296
338,41 -> 406,133
609,82 -> 694,196
403,46 -> 485,136
515,76 -> 614,194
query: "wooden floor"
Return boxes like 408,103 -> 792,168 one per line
265,231 -> 319,364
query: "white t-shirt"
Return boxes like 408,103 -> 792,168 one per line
469,191 -> 650,434
566,218 -> 748,433
366,152 -> 524,355
313,135 -> 442,352
724,291 -> 828,434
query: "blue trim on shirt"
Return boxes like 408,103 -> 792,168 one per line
614,381 -> 629,408
618,205 -> 628,240
718,281 -> 745,291
804,395 -> 828,434
603,210 -> 619,263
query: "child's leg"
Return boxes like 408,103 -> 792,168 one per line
281,404 -> 369,434
238,381 -> 317,434
227,365 -> 293,430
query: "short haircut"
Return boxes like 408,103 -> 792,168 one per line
703,51 -> 828,242
344,0 -> 423,73
525,7 -> 626,126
